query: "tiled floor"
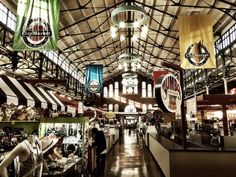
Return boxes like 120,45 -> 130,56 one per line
95,129 -> 164,177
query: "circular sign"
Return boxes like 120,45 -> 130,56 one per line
88,80 -> 100,93
105,112 -> 116,119
22,18 -> 52,48
145,112 -> 153,119
155,74 -> 182,113
185,41 -> 210,66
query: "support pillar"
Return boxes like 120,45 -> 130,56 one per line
223,78 -> 228,94
206,86 -> 209,95
222,104 -> 228,136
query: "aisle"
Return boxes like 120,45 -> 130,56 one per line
101,129 -> 164,177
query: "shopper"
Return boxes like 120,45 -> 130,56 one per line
91,127 -> 106,176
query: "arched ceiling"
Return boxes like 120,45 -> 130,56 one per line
3,0 -> 236,81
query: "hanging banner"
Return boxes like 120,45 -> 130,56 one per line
13,0 -> 60,51
85,65 -> 103,93
178,14 -> 216,69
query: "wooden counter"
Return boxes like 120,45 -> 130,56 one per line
147,133 -> 236,177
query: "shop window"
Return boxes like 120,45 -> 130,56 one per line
103,87 -> 108,98
0,3 -> 7,24
122,85 -> 127,94
148,104 -> 152,110
147,84 -> 152,97
134,85 -> 138,94
7,11 -> 16,31
142,81 -> 146,97
103,104 -> 108,111
109,84 -> 113,97
114,82 -> 119,97
142,104 -> 147,112
108,104 -> 113,112
114,104 -> 119,112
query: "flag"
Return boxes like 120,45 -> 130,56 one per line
13,0 -> 60,51
85,65 -> 103,93
178,14 -> 216,69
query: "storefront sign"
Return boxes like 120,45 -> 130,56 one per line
13,0 -> 60,50
155,74 -> 182,113
178,14 -> 216,69
105,112 -> 116,119
145,112 -> 152,118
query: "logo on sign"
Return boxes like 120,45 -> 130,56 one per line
88,80 -> 100,93
22,18 -> 52,48
185,41 -> 210,66
155,74 -> 182,113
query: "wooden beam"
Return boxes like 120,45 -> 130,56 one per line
19,79 -> 68,85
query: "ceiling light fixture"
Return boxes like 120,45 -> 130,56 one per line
118,53 -> 141,71
110,4 -> 149,41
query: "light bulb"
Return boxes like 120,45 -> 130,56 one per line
119,21 -> 125,28
120,34 -> 125,42
137,63 -> 141,68
111,32 -> 116,38
142,25 -> 148,33
110,26 -> 117,33
132,35 -> 138,42
133,21 -> 139,28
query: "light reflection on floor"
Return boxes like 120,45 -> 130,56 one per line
96,129 -> 164,177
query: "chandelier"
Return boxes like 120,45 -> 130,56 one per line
110,4 -> 149,41
122,72 -> 138,86
118,53 -> 141,72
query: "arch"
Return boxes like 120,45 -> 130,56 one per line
108,104 -> 113,112
124,104 -> 137,113
103,87 -> 108,98
114,104 -> 119,112
142,81 -> 146,97
109,84 -> 114,97
114,81 -> 119,97
147,84 -> 152,97
142,104 -> 147,112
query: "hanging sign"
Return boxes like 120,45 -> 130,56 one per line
13,0 -> 60,50
105,112 -> 116,119
155,74 -> 182,113
178,14 -> 216,69
152,71 -> 169,87
85,65 -> 103,93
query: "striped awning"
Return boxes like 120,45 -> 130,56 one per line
0,75 -> 65,111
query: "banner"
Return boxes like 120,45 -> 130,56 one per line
178,14 -> 216,69
85,65 -> 103,93
13,0 -> 60,51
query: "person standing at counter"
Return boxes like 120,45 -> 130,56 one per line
91,127 -> 106,176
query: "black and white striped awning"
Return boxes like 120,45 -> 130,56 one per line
0,75 -> 65,111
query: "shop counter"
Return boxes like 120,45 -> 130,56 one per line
42,158 -> 82,177
146,133 -> 236,177
105,128 -> 119,153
